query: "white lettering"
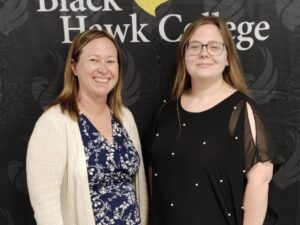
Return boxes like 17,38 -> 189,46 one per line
87,0 -> 102,11
104,24 -> 131,42
202,11 -> 220,17
236,22 -> 255,51
37,0 -> 58,11
226,21 -> 236,39
228,21 -> 270,50
130,14 -> 149,42
38,0 -> 122,12
60,16 -> 86,43
159,14 -> 182,42
50,9 -> 270,48
254,21 -> 270,41
103,0 -> 122,11
61,0 -> 68,11
183,22 -> 191,32
69,0 -> 86,11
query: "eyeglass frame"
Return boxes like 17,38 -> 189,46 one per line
185,41 -> 227,56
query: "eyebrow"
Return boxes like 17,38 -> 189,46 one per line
87,54 -> 117,58
189,40 -> 223,43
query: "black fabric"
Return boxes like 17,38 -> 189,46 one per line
149,91 -> 273,225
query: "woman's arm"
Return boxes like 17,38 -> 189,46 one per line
243,161 -> 273,225
26,112 -> 67,225
243,103 -> 273,225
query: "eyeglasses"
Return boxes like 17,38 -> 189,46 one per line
186,41 -> 226,56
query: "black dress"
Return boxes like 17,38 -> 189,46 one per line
149,91 -> 272,225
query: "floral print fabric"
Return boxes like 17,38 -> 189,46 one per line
79,114 -> 141,225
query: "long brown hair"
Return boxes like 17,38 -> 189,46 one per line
49,29 -> 124,121
171,16 -> 249,100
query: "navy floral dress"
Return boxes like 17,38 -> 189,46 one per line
78,113 -> 141,225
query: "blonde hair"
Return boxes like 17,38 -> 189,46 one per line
171,16 -> 249,100
49,29 -> 124,121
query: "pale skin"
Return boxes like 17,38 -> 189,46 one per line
243,104 -> 273,225
71,37 -> 119,144
182,24 -> 273,225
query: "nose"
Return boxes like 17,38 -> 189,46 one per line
97,62 -> 108,73
199,45 -> 209,57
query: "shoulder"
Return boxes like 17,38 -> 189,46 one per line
147,99 -> 177,131
120,105 -> 132,115
235,91 -> 257,107
35,105 -> 72,128
231,91 -> 262,115
120,105 -> 134,122
156,99 -> 177,117
235,92 -> 269,137
119,105 -> 141,146
29,105 -> 70,144
119,105 -> 139,132
238,92 -> 265,119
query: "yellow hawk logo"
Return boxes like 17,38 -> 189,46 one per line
135,0 -> 168,17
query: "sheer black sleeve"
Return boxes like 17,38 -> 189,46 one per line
229,98 -> 274,172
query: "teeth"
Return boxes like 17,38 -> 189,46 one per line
93,77 -> 110,83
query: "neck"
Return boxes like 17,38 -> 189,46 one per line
189,76 -> 229,99
78,93 -> 108,116
181,77 -> 236,113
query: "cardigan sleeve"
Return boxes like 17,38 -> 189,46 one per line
26,111 -> 67,225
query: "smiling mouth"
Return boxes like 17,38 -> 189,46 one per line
197,63 -> 212,66
93,77 -> 110,83
196,63 -> 214,68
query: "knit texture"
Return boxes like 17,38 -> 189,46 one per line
27,105 -> 148,225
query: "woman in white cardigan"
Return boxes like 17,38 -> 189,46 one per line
27,29 -> 148,225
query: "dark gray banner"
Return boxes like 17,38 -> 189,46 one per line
0,0 -> 300,224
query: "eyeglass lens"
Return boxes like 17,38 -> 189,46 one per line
187,41 -> 225,56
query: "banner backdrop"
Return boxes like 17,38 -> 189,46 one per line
1,0 -> 300,224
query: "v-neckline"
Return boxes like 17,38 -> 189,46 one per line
80,113 -> 115,146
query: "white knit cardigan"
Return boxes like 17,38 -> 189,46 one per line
26,105 -> 148,225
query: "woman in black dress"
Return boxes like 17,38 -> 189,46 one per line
148,16 -> 273,225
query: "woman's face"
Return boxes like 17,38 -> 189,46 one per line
72,37 -> 119,102
184,24 -> 228,83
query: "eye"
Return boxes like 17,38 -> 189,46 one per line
189,42 -> 200,49
89,58 -> 98,62
209,42 -> 222,49
210,45 -> 219,50
107,59 -> 117,64
190,45 -> 199,49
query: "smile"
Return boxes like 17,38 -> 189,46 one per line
93,77 -> 110,83
196,63 -> 212,67
196,62 -> 212,66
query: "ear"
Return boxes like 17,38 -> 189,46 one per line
71,59 -> 78,76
